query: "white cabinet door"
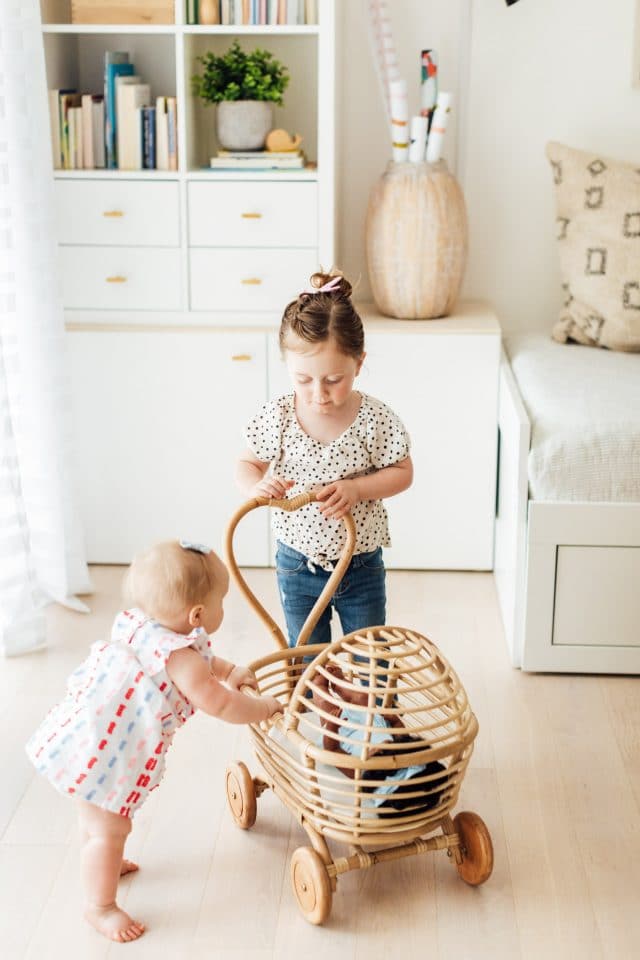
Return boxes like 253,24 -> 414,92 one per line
68,329 -> 269,565
267,330 -> 499,570
361,333 -> 499,570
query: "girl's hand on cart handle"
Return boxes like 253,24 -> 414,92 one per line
316,479 -> 360,520
252,477 -> 294,500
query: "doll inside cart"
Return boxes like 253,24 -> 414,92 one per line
224,493 -> 494,925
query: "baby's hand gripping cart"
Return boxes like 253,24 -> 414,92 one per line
224,493 -> 493,925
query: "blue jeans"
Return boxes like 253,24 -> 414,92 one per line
275,541 -> 386,649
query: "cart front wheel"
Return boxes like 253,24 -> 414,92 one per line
225,762 -> 257,830
453,811 -> 493,885
290,846 -> 332,925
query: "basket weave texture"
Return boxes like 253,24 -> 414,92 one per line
248,625 -> 478,846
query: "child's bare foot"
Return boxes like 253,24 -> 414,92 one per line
120,859 -> 139,876
85,904 -> 146,942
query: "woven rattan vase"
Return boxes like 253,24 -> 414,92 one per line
365,160 -> 468,319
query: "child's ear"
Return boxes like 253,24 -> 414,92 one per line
356,351 -> 366,375
188,604 -> 204,627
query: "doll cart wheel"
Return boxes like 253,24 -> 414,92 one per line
225,762 -> 257,830
290,846 -> 333,925
452,811 -> 494,885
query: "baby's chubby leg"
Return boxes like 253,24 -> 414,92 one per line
77,800 -> 145,943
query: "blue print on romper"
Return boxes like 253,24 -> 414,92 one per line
136,707 -> 144,716
61,734 -> 72,745
127,722 -> 135,733
97,672 -> 107,684
97,774 -> 107,785
108,757 -> 117,768
50,749 -> 59,759
86,790 -> 96,802
118,740 -> 127,751
144,691 -> 153,702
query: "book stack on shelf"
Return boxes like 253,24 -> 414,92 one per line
209,148 -> 307,170
49,52 -> 177,171
187,0 -> 318,26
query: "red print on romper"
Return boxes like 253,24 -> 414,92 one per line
87,756 -> 98,769
154,740 -> 163,755
145,757 -> 157,771
124,687 -> 135,700
98,739 -> 108,750
126,791 -> 141,804
137,773 -> 151,788
107,721 -> 116,735
135,671 -> 143,683
116,703 -> 126,717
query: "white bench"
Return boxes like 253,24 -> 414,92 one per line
495,334 -> 640,673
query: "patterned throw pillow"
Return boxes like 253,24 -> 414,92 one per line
546,141 -> 640,351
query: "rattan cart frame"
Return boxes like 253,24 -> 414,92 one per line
224,493 -> 493,924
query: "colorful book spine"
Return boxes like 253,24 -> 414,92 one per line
104,53 -> 133,169
142,106 -> 156,169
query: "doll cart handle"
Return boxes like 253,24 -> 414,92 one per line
225,492 -> 357,650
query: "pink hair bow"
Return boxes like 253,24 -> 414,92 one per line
302,275 -> 342,295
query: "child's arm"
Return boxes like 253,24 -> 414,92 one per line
210,655 -> 258,691
236,448 -> 293,500
316,456 -> 413,520
166,647 -> 280,724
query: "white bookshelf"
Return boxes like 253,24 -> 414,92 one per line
38,1 -> 335,567
40,0 -> 336,324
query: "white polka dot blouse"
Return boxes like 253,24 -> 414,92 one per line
244,392 -> 411,569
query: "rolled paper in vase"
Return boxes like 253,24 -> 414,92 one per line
365,159 -> 468,319
408,115 -> 428,163
389,78 -> 409,162
425,91 -> 451,164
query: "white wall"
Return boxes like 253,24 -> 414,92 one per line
337,0 -> 640,333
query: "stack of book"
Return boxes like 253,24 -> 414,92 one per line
49,90 -> 105,170
209,149 -> 306,171
187,0 -> 318,26
105,52 -> 177,171
48,51 -> 177,171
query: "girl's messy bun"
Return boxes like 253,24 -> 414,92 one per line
280,269 -> 363,358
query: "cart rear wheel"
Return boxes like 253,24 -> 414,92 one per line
453,811 -> 494,885
290,846 -> 332,925
225,762 -> 257,830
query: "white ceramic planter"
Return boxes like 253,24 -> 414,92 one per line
216,100 -> 273,151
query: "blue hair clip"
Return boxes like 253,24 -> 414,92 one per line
179,539 -> 211,555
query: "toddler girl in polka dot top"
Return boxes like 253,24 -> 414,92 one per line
26,540 -> 280,944
237,270 -> 413,648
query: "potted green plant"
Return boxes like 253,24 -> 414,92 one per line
192,40 -> 290,151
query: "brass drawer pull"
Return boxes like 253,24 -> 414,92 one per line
103,210 -> 125,218
232,354 -> 252,361
241,277 -> 262,285
241,212 -> 262,219
105,275 -> 127,283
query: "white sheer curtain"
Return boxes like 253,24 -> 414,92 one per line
0,1 -> 91,656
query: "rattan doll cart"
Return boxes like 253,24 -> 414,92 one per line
224,493 -> 493,925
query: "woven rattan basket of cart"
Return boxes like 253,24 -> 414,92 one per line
224,493 -> 493,925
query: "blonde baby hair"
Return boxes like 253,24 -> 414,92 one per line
123,540 -> 217,623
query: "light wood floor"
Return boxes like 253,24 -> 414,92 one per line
1,566 -> 639,959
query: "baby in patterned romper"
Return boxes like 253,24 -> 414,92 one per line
26,540 -> 280,944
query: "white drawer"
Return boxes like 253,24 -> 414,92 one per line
60,246 -> 182,310
55,180 -> 180,247
188,181 -> 317,247
190,248 -> 318,311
